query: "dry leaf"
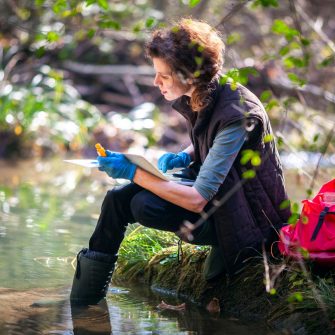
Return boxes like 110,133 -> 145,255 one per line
206,297 -> 221,314
157,300 -> 186,311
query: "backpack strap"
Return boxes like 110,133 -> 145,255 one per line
310,207 -> 335,241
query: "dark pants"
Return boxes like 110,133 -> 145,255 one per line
89,183 -> 218,255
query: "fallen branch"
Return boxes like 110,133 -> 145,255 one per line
62,60 -> 155,76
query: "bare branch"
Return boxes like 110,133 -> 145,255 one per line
216,0 -> 252,28
62,61 -> 155,76
296,0 -> 335,54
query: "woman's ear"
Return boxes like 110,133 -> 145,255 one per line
187,78 -> 194,85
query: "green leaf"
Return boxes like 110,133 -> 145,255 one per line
251,155 -> 261,166
85,0 -> 95,6
283,56 -> 309,69
87,29 -> 96,39
305,188 -> 312,197
226,68 -> 240,81
277,136 -> 283,147
194,70 -> 201,78
292,202 -> 299,213
279,199 -> 291,209
230,82 -> 237,90
318,55 -> 335,68
242,169 -> 256,179
288,213 -> 299,224
271,20 -> 299,41
265,99 -> 279,112
145,17 -> 156,28
52,0 -> 67,14
195,56 -> 203,66
46,31 -> 60,43
279,45 -> 290,56
219,75 -> 228,86
99,20 -> 121,30
260,90 -> 272,102
272,20 -> 288,34
263,133 -> 274,143
97,0 -> 109,10
253,0 -> 278,7
189,0 -> 201,8
301,37 -> 310,46
226,32 -> 241,45
132,23 -> 142,33
197,45 -> 205,52
283,96 -> 297,108
222,67 -> 258,86
238,67 -> 259,84
35,46 -> 46,58
299,247 -> 309,258
240,149 -> 254,165
35,0 -> 46,6
287,73 -> 306,86
313,134 -> 319,143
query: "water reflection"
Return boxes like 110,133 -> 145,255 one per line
0,160 -> 105,290
0,159 -> 291,334
71,300 -> 112,335
0,286 -> 277,335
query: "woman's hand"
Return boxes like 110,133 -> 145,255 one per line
97,150 -> 137,180
157,152 -> 191,173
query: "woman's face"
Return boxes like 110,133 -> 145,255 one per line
152,57 -> 194,101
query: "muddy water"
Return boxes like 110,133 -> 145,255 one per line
0,158 -> 329,334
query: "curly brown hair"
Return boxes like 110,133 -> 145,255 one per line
145,18 -> 225,111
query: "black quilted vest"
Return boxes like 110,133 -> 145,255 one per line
172,81 -> 291,274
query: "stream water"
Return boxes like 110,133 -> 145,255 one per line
0,158 -> 331,334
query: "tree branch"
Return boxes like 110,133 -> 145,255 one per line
296,0 -> 335,54
62,61 -> 155,76
216,0 -> 252,28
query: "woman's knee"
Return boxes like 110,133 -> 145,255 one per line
103,183 -> 142,206
130,191 -> 155,221
130,191 -> 175,230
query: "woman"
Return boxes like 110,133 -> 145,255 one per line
70,18 -> 291,305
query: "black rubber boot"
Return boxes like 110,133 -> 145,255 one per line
203,245 -> 226,281
70,248 -> 117,305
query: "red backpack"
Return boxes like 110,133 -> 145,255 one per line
278,178 -> 335,266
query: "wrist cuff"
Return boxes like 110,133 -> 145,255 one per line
178,152 -> 191,166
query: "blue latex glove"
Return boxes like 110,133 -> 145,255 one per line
157,152 -> 191,173
97,150 -> 137,181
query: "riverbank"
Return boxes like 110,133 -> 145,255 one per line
114,244 -> 335,335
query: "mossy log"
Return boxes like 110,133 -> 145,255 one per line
114,244 -> 334,335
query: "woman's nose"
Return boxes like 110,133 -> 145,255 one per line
153,74 -> 161,87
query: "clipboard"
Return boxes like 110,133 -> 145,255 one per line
64,153 -> 169,181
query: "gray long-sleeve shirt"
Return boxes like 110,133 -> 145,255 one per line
193,121 -> 247,201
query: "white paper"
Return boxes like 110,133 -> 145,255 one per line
64,159 -> 100,168
122,153 -> 169,181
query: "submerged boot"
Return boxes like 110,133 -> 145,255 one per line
70,248 -> 117,305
